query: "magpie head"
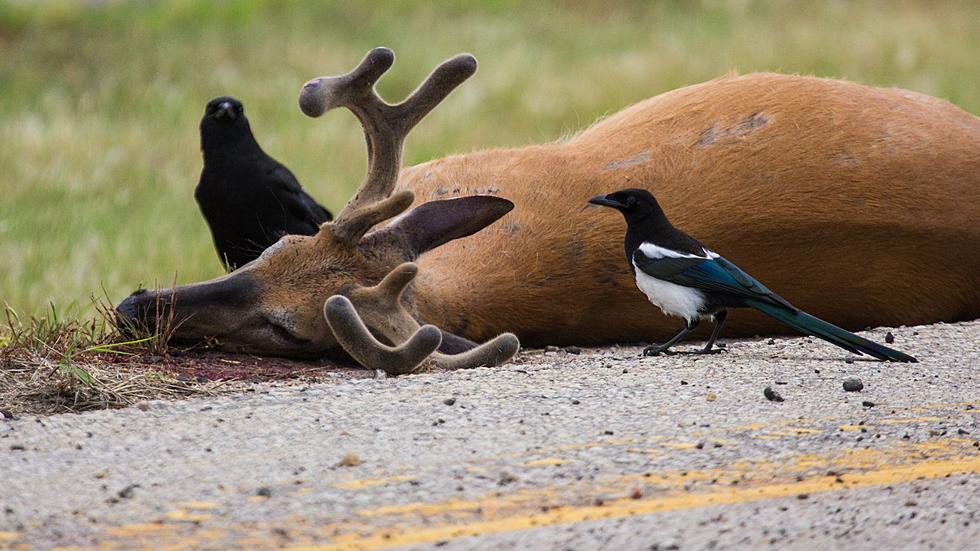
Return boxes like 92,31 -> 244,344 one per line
589,188 -> 664,220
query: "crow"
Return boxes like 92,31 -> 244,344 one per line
196,96 -> 332,271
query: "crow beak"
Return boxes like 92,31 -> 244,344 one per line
215,102 -> 236,120
588,195 -> 626,209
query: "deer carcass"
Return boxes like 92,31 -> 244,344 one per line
116,48 -> 980,373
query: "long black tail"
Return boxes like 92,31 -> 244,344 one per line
746,300 -> 917,362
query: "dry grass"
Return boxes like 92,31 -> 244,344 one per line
0,351 -> 226,417
0,299 -> 228,416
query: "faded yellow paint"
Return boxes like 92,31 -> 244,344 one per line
333,475 -> 417,490
782,427 -> 821,434
525,458 -> 567,467
661,442 -> 698,449
358,498 -> 484,518
103,523 -> 177,537
878,416 -> 943,425
181,501 -> 221,510
296,454 -> 980,551
0,532 -> 20,542
838,424 -> 866,431
164,510 -> 212,522
734,423 -> 764,430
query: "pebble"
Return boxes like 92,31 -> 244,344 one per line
862,401 -> 876,408
764,387 -> 784,402
706,392 -> 717,402
256,487 -> 272,498
843,378 -> 864,392
885,332 -> 895,344
0,410 -> 16,421
563,346 -> 583,355
544,345 -> 560,353
443,397 -> 456,406
117,484 -> 139,499
337,453 -> 363,467
498,472 -> 518,485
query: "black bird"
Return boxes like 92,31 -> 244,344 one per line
589,188 -> 916,362
196,96 -> 332,271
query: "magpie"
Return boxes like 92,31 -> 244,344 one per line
589,188 -> 916,362
196,96 -> 332,271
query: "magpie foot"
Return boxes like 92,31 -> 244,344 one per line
677,347 -> 726,355
642,345 -> 675,356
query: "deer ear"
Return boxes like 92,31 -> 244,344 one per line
377,195 -> 514,256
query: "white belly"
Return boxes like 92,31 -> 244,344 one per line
633,263 -> 706,323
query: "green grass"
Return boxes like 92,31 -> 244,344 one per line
1,0 -> 978,317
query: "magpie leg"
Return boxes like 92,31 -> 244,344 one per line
643,320 -> 699,356
699,309 -> 728,354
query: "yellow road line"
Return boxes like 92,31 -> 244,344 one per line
333,475 -> 418,491
298,454 -> 980,551
84,407 -> 978,550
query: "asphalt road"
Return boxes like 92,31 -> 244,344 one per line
2,321 -> 978,550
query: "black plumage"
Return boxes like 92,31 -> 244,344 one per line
590,188 -> 916,362
196,96 -> 332,271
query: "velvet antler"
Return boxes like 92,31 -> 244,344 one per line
324,263 -> 520,375
299,47 -> 477,243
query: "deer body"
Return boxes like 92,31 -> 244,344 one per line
116,50 -> 980,371
406,72 -> 980,345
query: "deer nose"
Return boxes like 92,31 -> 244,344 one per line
115,289 -> 160,334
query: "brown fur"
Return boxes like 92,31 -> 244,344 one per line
405,73 -> 980,344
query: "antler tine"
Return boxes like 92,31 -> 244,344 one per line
299,48 -> 478,231
430,333 -> 521,370
324,295 -> 441,376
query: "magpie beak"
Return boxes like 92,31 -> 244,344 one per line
589,195 -> 626,209
215,101 -> 236,121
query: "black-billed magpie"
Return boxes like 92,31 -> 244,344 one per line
196,96 -> 332,271
589,188 -> 916,362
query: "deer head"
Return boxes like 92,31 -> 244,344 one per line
115,48 -> 520,374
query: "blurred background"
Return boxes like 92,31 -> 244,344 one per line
1,0 -> 977,317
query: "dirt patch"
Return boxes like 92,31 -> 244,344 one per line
118,349 -> 364,383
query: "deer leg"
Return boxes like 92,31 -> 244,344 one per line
438,329 -> 478,354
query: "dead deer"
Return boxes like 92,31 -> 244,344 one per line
116,48 -> 980,373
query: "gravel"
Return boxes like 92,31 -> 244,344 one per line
1,320 -> 978,549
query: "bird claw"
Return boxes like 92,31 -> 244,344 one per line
642,345 -> 674,357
